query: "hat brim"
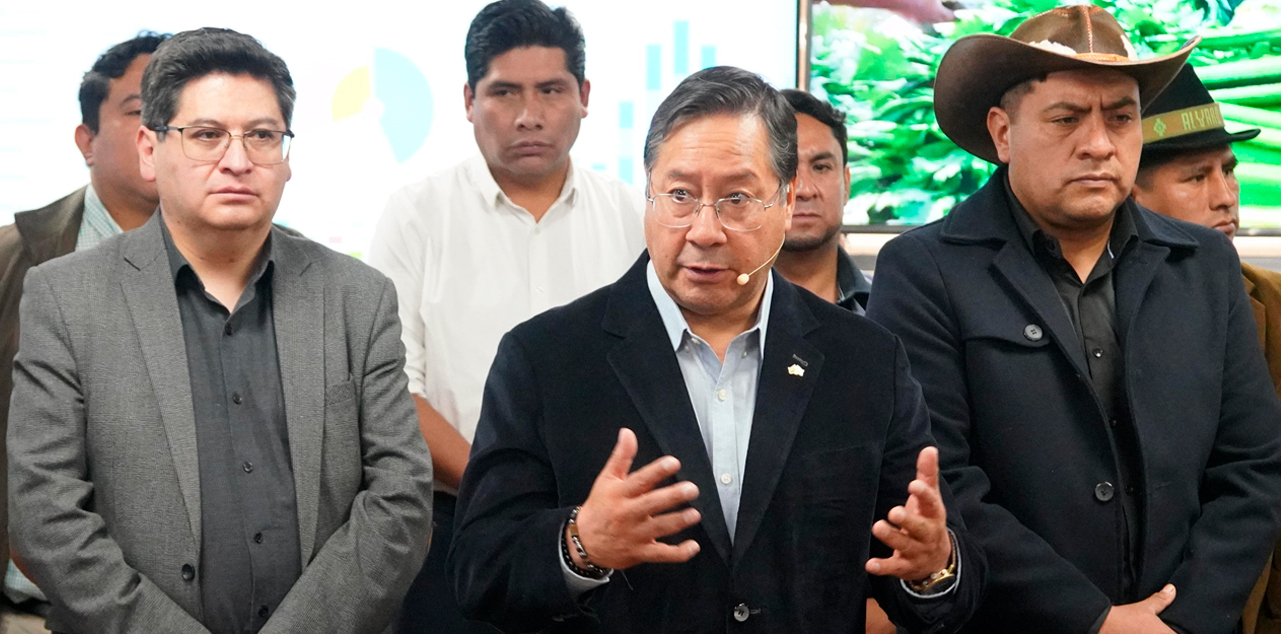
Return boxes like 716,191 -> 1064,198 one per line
1143,125 -> 1261,155
934,34 -> 1199,164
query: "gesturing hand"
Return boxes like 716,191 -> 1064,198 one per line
865,447 -> 953,581
568,428 -> 702,571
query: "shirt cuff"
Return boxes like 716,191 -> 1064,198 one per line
559,533 -> 611,597
1089,605 -> 1110,634
899,529 -> 962,600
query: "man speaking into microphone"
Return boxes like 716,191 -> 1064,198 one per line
449,66 -> 986,633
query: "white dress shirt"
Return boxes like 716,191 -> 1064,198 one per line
369,155 -> 646,491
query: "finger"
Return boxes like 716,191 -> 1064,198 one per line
620,455 -> 682,498
1143,584 -> 1176,614
864,554 -> 919,579
644,507 -> 701,538
889,500 -> 938,538
600,428 -> 638,481
632,480 -> 699,517
639,539 -> 700,564
870,519 -> 915,553
915,446 -> 939,490
905,477 -> 946,521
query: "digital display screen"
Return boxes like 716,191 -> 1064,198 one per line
809,0 -> 1281,229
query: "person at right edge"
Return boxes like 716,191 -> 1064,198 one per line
867,5 -> 1281,634
1129,64 -> 1281,634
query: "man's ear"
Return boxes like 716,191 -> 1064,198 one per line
579,78 -> 591,118
137,126 -> 158,183
987,106 -> 1014,164
75,124 -> 95,166
464,83 -> 476,123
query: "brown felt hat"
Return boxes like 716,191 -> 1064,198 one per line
934,4 -> 1198,164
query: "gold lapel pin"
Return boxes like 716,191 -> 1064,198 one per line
788,364 -> 804,377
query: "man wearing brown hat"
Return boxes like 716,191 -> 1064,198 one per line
1130,64 -> 1281,634
867,6 -> 1281,634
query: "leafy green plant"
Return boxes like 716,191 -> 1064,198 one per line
811,0 -> 1281,225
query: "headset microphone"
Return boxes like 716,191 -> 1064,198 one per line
736,238 -> 787,286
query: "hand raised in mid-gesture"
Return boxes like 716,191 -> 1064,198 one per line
567,428 -> 702,571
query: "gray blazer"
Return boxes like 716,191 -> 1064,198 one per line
7,214 -> 433,634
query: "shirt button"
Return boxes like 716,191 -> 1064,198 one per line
254,532 -> 263,544
181,563 -> 195,581
732,603 -> 750,622
258,605 -> 269,618
243,461 -> 254,473
721,473 -> 732,485
232,392 -> 243,405
224,324 -> 234,336
1092,348 -> 1104,358
1109,418 -> 1118,428
717,390 -> 727,401
1094,482 -> 1115,502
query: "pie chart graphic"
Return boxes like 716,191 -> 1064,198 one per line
332,49 -> 433,163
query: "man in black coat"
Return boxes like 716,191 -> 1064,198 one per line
867,6 -> 1281,634
449,66 -> 985,633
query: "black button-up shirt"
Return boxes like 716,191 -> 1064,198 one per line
836,247 -> 872,315
1005,179 -> 1144,600
162,223 -> 302,634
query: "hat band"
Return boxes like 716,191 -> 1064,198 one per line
1074,52 -> 1132,63
1143,103 -> 1225,144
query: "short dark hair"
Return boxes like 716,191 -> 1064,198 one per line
79,32 -> 169,133
998,75 -> 1047,121
644,66 -> 798,187
782,89 -> 848,166
465,0 -> 586,88
141,28 -> 296,131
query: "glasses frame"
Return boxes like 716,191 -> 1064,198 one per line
646,183 -> 789,232
151,125 -> 295,165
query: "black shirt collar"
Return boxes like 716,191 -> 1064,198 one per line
159,215 -> 275,291
1003,173 -> 1137,266
835,247 -> 871,311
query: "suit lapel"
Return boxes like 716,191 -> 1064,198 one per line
990,243 -> 1091,378
119,215 -> 202,546
604,257 -> 733,564
940,171 -> 1091,378
270,232 -> 325,563
731,276 -> 822,568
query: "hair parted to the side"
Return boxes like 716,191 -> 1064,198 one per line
643,66 -> 798,187
465,0 -> 586,88
781,88 -> 849,167
79,32 -> 170,133
141,28 -> 295,132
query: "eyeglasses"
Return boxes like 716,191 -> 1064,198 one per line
151,125 -> 295,165
647,185 -> 787,232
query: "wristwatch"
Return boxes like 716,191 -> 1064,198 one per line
562,506 -> 610,579
906,533 -> 958,595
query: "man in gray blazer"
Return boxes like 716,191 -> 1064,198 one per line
7,28 -> 433,634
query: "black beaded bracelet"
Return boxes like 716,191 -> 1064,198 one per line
562,506 -> 609,579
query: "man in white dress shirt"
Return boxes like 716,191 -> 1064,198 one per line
368,1 -> 645,631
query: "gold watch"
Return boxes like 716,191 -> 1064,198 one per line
907,533 -> 957,595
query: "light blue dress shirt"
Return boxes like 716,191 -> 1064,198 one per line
645,262 -> 773,540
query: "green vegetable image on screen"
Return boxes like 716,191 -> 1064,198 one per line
811,0 -> 1281,227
